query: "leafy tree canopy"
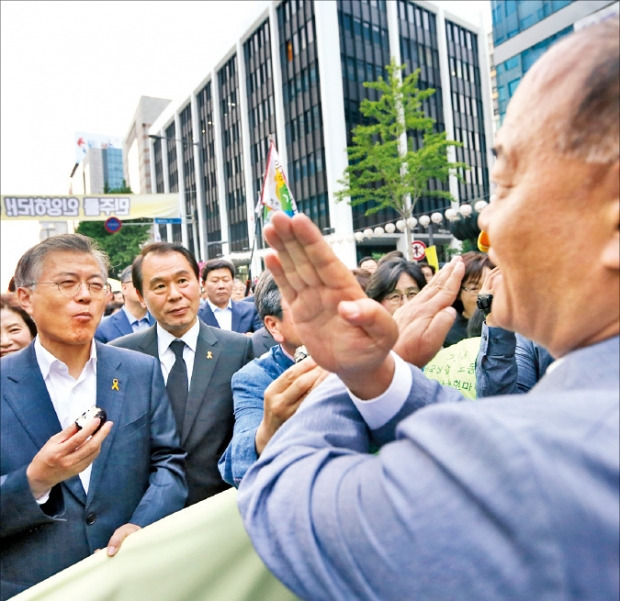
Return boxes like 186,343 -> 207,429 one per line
75,181 -> 151,278
335,59 -> 469,256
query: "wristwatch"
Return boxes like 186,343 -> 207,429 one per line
476,293 -> 493,317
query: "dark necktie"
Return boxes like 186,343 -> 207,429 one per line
166,339 -> 188,431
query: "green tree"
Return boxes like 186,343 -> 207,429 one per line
76,181 -> 151,278
335,59 -> 468,258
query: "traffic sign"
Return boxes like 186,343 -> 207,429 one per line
154,217 -> 182,224
411,240 -> 427,261
104,216 -> 122,234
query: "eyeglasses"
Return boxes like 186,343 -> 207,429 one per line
28,279 -> 110,298
460,284 -> 482,294
384,289 -> 419,304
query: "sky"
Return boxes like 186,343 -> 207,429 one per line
0,0 -> 491,290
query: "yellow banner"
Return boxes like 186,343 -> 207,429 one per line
1,194 -> 180,221
424,245 -> 439,272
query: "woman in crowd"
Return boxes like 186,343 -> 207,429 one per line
0,292 -> 37,357
443,251 -> 494,347
365,258 -> 426,316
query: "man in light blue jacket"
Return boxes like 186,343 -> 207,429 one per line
219,269 -> 325,487
238,19 -> 619,601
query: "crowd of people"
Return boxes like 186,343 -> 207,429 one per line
1,18 -> 618,601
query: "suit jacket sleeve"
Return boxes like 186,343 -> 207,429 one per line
218,362 -> 274,488
128,357 -> 188,526
238,363 -> 619,601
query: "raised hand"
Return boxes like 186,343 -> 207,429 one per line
263,212 -> 399,398
26,417 -> 112,500
393,256 -> 464,367
255,357 -> 328,454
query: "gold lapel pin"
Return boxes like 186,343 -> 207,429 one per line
206,351 -> 213,360
111,378 -> 120,391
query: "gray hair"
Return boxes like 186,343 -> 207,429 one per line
14,234 -> 109,288
254,270 -> 282,322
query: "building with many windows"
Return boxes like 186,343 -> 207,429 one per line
149,0 -> 493,270
492,0 -> 619,122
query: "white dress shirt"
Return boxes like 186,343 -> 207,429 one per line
156,320 -> 200,385
122,305 -> 151,333
34,336 -> 98,494
348,351 -> 412,429
207,299 -> 232,331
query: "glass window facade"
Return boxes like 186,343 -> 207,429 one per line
244,19 -> 276,249
338,0 -> 394,232
197,81 -> 223,258
102,148 -> 124,191
153,137 -> 167,241
278,0 -> 329,232
495,25 -> 572,119
179,103 -> 197,256
165,122 -> 182,243
445,19 -> 489,204
400,1 -> 455,213
492,0 -> 572,45
218,55 -> 248,253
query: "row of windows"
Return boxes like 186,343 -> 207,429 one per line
453,127 -> 483,152
286,104 -> 322,145
246,18 -> 270,56
246,58 -> 272,96
285,64 -> 318,101
398,0 -> 433,32
449,56 -> 477,84
446,21 -> 475,50
452,91 -> 480,119
495,25 -> 572,118
286,18 -> 315,60
492,0 -> 571,45
291,148 -> 325,184
248,95 -> 275,130
340,13 -> 389,48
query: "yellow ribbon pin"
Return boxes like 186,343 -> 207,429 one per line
111,379 -> 120,391
206,351 -> 213,360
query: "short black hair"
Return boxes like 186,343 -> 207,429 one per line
201,258 -> 235,283
132,242 -> 199,296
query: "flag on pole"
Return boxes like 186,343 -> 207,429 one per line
260,139 -> 297,224
424,245 -> 439,273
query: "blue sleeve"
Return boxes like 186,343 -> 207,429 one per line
218,362 -> 274,488
238,367 -> 577,601
515,335 -> 555,393
128,358 -> 188,525
476,322 -> 518,397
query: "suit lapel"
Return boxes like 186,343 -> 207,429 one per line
5,345 -> 88,504
230,302 -> 242,333
86,343 -> 124,504
113,310 -> 132,337
201,305 -> 220,328
182,323 -> 219,444
137,326 -> 159,359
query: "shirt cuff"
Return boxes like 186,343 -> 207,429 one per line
35,489 -> 51,505
348,352 -> 412,430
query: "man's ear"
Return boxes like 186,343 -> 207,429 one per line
136,288 -> 148,309
601,198 -> 619,270
600,163 -> 619,271
16,287 -> 34,316
264,315 -> 284,343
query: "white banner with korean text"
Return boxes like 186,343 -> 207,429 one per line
1,194 -> 180,221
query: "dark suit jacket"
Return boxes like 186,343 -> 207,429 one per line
0,342 -> 187,600
198,299 -> 262,334
111,322 -> 254,505
95,308 -> 155,343
251,326 -> 277,357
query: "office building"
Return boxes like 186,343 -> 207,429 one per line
123,96 -> 171,194
149,0 -> 493,269
492,0 -> 619,122
69,133 -> 124,194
